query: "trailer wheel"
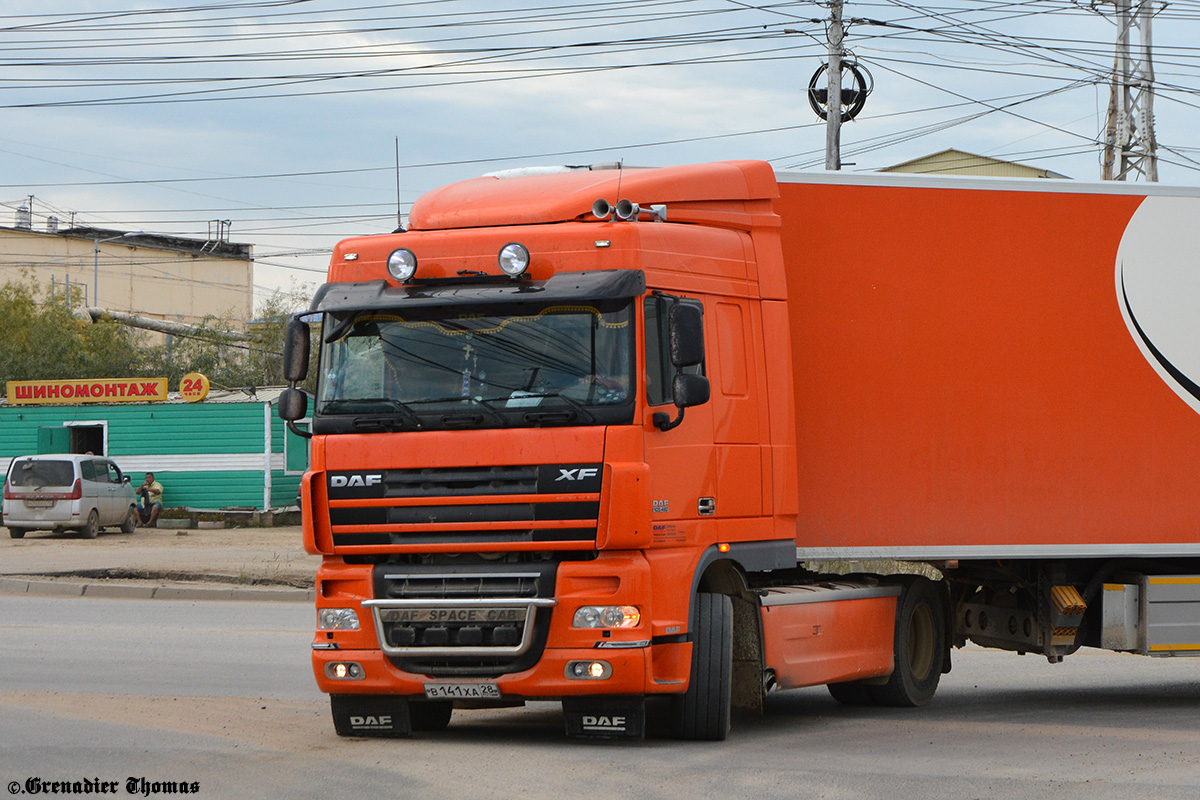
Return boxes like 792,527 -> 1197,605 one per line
869,577 -> 945,707
827,680 -> 876,706
671,592 -> 732,740
409,700 -> 453,732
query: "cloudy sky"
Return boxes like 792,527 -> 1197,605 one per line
3,1 -> 1200,303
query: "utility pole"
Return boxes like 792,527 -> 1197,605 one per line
1102,0 -> 1158,181
825,0 -> 845,170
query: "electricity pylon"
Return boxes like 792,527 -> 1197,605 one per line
1102,0 -> 1158,181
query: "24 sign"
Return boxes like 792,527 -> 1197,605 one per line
179,372 -> 211,403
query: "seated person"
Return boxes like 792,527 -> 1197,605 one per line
137,472 -> 164,527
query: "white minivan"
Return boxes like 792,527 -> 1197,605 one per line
3,455 -> 139,539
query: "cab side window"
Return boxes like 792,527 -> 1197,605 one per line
644,294 -> 705,407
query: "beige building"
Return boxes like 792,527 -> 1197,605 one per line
0,220 -> 253,325
881,148 -> 1070,180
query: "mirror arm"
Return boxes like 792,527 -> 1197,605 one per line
287,419 -> 313,440
653,406 -> 685,432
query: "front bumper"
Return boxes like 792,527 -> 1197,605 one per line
311,551 -> 693,698
312,644 -> 666,698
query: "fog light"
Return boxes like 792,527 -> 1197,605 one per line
566,660 -> 612,680
387,248 -> 418,282
573,605 -> 641,629
318,607 -> 360,631
325,661 -> 364,681
498,242 -> 530,276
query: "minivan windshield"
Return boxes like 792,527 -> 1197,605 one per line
315,300 -> 635,432
9,459 -> 73,488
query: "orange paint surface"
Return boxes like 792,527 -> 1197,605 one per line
777,181 -> 1200,550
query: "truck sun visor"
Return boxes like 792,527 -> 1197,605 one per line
309,269 -> 646,322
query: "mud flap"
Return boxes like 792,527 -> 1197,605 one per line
562,696 -> 645,740
330,694 -> 413,738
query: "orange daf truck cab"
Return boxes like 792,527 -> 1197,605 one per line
278,161 -> 917,740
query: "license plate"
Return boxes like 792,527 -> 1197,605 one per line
23,499 -> 54,509
424,682 -> 501,700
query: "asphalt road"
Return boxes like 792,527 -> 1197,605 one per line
1,593 -> 1197,800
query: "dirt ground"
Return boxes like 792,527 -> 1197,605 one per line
0,523 -> 319,587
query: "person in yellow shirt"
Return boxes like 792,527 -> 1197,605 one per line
137,472 -> 164,527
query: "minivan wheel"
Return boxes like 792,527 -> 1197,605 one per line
120,506 -> 138,534
80,509 -> 100,539
8,527 -> 28,539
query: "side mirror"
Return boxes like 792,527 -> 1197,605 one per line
668,303 -> 705,368
653,373 -> 711,432
122,475 -> 131,484
278,387 -> 309,422
282,318 -> 311,383
672,372 -> 710,408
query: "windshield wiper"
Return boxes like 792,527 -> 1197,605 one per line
516,392 -> 597,424
323,398 -> 423,429
408,396 -> 508,428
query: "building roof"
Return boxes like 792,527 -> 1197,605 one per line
1,225 -> 254,261
880,149 -> 1070,180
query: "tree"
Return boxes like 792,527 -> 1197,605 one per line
0,279 -> 156,392
0,279 -> 315,394
160,283 -> 315,390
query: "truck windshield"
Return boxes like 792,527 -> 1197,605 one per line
315,300 -> 635,431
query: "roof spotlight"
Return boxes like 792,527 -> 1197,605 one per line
498,242 -> 530,277
386,248 -> 417,282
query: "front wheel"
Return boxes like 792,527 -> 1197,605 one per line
868,577 -> 946,707
671,592 -> 732,740
120,506 -> 138,534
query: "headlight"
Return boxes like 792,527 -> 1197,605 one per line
318,607 -> 360,631
386,248 -> 417,282
572,605 -> 641,629
498,242 -> 530,276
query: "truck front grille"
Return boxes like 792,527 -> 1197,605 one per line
327,464 -> 602,550
367,563 -> 558,677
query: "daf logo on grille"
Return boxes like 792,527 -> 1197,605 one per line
556,468 -> 599,482
330,474 -> 383,487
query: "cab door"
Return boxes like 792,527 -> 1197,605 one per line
641,294 -> 770,548
641,294 -> 717,547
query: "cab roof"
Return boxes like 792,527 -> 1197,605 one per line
407,160 -> 779,231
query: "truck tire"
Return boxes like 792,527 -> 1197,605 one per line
869,577 -> 945,707
671,592 -> 732,740
409,700 -> 453,732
